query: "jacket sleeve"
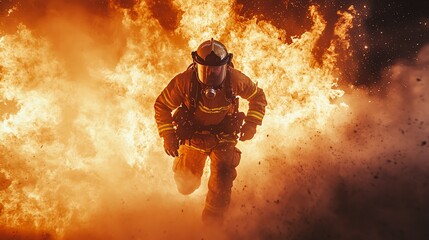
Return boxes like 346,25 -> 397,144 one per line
235,71 -> 267,125
154,73 -> 186,137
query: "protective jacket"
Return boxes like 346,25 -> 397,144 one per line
154,67 -> 267,137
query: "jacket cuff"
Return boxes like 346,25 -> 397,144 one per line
158,123 -> 175,137
245,110 -> 264,125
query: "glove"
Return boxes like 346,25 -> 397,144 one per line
239,122 -> 257,141
163,132 -> 179,157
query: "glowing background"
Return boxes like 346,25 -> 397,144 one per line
0,0 -> 428,239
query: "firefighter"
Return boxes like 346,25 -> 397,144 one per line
154,39 -> 267,224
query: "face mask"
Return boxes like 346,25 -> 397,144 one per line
196,64 -> 227,88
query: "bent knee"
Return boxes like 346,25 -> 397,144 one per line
177,185 -> 199,195
175,175 -> 201,195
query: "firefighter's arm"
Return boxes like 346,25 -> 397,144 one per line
236,74 -> 267,141
154,74 -> 186,156
154,74 -> 185,136
239,78 -> 267,125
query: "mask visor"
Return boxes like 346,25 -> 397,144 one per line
196,63 -> 227,87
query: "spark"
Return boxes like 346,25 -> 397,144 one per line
7,7 -> 17,16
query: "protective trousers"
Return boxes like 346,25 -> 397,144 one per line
172,133 -> 241,223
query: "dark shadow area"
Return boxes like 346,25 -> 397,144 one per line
145,0 -> 183,30
0,229 -> 53,240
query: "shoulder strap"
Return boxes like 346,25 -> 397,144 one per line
188,68 -> 200,114
225,69 -> 235,102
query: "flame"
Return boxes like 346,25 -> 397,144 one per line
0,0 -> 356,237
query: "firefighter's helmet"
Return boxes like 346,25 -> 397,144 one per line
192,38 -> 232,89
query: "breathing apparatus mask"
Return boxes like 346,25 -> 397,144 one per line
192,39 -> 232,99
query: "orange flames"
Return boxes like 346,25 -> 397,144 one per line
1,0 -> 356,238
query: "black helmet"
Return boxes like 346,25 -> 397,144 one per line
192,38 -> 232,88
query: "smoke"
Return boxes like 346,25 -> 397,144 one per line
225,44 -> 429,239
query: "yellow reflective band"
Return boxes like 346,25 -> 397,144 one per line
159,127 -> 174,135
198,102 -> 231,113
247,115 -> 263,122
183,144 -> 207,153
158,123 -> 174,130
158,124 -> 174,134
246,85 -> 258,100
247,110 -> 264,118
218,139 -> 237,144
247,111 -> 264,121
161,91 -> 177,110
205,203 -> 226,213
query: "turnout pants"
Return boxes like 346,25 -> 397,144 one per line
173,133 -> 241,222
